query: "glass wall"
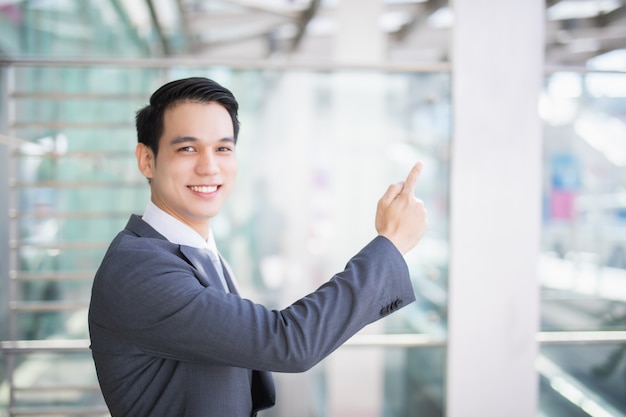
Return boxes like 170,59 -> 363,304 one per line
0,0 -> 153,58
539,71 -> 626,416
0,63 -> 451,417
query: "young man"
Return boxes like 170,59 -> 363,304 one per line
88,77 -> 428,417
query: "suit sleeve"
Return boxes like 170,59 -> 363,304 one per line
89,235 -> 415,373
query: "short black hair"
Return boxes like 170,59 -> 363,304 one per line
135,77 -> 240,157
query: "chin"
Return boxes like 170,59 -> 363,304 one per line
196,209 -> 221,220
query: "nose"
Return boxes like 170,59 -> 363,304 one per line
195,150 -> 219,176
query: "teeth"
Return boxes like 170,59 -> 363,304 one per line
190,185 -> 217,193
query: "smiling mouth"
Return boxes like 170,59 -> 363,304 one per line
189,185 -> 218,193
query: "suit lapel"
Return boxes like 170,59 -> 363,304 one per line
179,245 -> 224,290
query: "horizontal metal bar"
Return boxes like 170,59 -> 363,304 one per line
1,135 -> 132,154
544,64 -> 626,74
9,407 -> 110,417
12,385 -> 102,393
11,121 -> 132,129
345,333 -> 446,348
340,331 -> 626,348
1,339 -> 90,353
1,57 -> 625,75
11,92 -> 146,100
9,241 -> 110,250
4,331 -> 626,355
537,331 -> 626,345
10,270 -> 96,281
9,180 -> 145,188
10,210 -> 130,219
11,150 -> 133,158
0,56 -> 452,73
10,301 -> 89,313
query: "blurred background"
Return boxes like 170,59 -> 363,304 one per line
0,0 -> 625,416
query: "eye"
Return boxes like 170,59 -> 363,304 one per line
217,145 -> 234,153
178,146 -> 196,153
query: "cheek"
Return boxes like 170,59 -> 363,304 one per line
226,158 -> 238,177
223,161 -> 238,191
159,158 -> 188,179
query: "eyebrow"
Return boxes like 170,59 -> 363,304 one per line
169,136 -> 197,146
169,136 -> 235,146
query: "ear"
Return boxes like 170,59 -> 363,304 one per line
136,143 -> 155,180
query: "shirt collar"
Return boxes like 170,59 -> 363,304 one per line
142,200 -> 218,254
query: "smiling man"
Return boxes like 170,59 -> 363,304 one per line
88,77 -> 428,417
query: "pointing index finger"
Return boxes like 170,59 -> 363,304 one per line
402,161 -> 423,195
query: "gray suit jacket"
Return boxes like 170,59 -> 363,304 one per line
89,215 -> 415,417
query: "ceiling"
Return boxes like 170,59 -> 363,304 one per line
3,0 -> 625,68
121,0 -> 626,69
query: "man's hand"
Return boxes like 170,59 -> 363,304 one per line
375,162 -> 428,254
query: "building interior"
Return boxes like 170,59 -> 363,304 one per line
0,1 -> 625,416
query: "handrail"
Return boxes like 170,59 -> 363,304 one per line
345,333 -> 445,347
10,211 -> 130,219
9,181 -> 144,188
9,301 -> 89,313
537,330 -> 626,345
4,331 -> 626,354
11,92 -> 147,100
10,121 -> 131,129
0,56 -> 452,72
11,150 -> 133,158
9,241 -> 111,250
2,57 -> 626,75
12,385 -> 101,392
9,406 -> 110,416
10,271 -> 96,281
1,339 -> 91,353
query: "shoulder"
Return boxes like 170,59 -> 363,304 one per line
95,216 -> 189,280
107,214 -> 175,254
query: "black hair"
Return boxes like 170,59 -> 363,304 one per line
135,77 -> 240,158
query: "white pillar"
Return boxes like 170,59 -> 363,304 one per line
329,5 -> 386,414
447,1 -> 544,417
333,0 -> 385,65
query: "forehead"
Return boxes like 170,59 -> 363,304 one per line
164,100 -> 229,121
160,101 -> 233,136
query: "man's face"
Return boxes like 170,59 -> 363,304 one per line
136,101 -> 237,238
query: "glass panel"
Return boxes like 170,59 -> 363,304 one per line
0,1 -> 153,58
270,345 -> 446,417
2,351 -> 107,414
2,65 -> 451,416
539,343 -> 626,417
540,71 -> 626,415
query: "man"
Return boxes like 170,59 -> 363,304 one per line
88,77 -> 428,417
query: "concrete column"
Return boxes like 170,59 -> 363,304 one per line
447,1 -> 544,416
333,0 -> 385,65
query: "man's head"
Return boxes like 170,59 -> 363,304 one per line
135,77 -> 240,238
136,77 -> 240,158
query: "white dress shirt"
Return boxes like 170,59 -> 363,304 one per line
142,201 -> 229,292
